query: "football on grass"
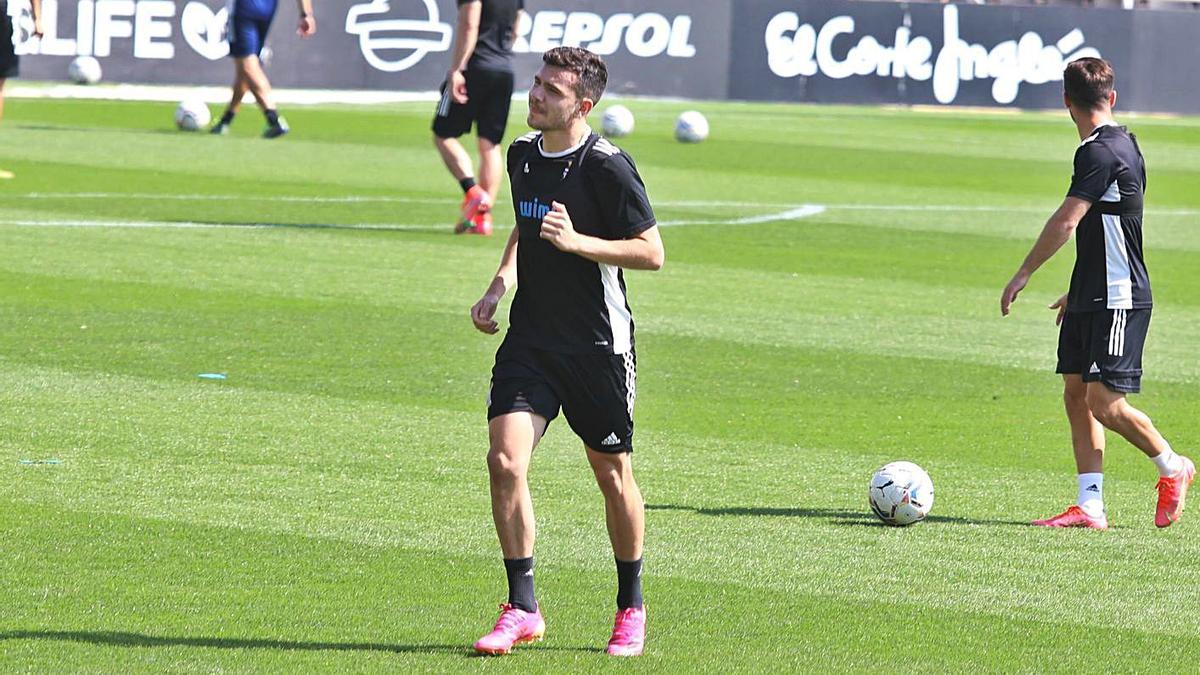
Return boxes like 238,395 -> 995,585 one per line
868,461 -> 934,526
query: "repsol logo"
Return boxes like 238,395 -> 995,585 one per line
764,4 -> 1100,105
518,197 -> 552,221
514,11 -> 696,58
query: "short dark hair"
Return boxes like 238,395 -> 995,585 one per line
542,47 -> 608,103
1063,57 -> 1114,110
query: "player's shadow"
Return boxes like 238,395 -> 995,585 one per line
646,504 -> 1029,528
0,630 -> 601,656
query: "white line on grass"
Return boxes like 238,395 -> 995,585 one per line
0,219 -> 445,231
660,205 -> 827,226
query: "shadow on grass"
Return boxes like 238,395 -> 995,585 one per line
0,630 -> 602,656
646,504 -> 1030,527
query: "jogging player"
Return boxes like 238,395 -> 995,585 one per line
210,0 -> 315,138
1000,57 -> 1193,530
469,47 -> 664,656
433,0 -> 524,235
1,0 -> 42,179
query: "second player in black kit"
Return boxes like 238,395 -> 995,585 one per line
489,131 -> 655,451
1058,122 -> 1151,392
1002,57 -> 1192,531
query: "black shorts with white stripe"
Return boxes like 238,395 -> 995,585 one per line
1056,308 -> 1151,393
431,68 -> 514,145
487,336 -> 636,453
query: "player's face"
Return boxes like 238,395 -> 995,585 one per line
528,65 -> 591,131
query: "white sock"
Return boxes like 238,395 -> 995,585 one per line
1077,473 -> 1105,516
1152,447 -> 1183,477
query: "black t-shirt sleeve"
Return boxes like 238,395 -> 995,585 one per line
1067,141 -> 1115,202
592,152 -> 656,239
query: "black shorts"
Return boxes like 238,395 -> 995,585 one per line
1056,308 -> 1151,393
1,10 -> 17,79
487,337 -> 637,453
432,68 -> 514,145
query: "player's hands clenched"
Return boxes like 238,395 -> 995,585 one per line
540,202 -> 581,254
471,293 -> 502,334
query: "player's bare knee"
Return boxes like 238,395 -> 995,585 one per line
486,447 -> 526,483
1087,400 -> 1123,428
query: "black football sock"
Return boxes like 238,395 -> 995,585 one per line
459,176 -> 477,193
265,109 -> 280,126
219,110 -> 235,125
504,557 -> 537,612
616,557 -> 643,610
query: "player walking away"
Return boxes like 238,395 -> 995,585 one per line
469,47 -> 664,656
433,0 -> 524,236
1001,57 -> 1193,531
0,0 -> 42,179
209,0 -> 315,138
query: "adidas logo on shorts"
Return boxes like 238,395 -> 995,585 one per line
601,433 -> 621,446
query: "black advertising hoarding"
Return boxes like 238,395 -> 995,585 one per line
6,0 -> 730,97
5,0 -> 1200,113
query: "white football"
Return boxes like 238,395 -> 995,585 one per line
601,104 -> 635,138
868,461 -> 935,526
674,110 -> 709,143
175,98 -> 212,132
68,56 -> 102,85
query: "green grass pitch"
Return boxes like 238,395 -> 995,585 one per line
1,95 -> 1199,671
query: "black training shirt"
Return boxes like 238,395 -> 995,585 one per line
1065,123 -> 1151,312
460,0 -> 522,73
505,131 -> 656,354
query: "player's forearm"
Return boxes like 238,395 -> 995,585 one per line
295,0 -> 311,17
30,0 -> 41,21
449,10 -> 480,72
1018,214 -> 1077,277
489,228 -> 520,296
573,234 -> 664,271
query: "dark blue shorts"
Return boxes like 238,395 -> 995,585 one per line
228,14 -> 273,58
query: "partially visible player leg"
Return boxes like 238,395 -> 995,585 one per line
212,74 -> 249,134
433,133 -> 490,233
1035,317 -> 1108,530
469,138 -> 502,235
586,447 -> 646,656
237,55 -> 287,138
1086,383 -> 1193,527
475,411 -> 547,655
1065,374 -> 1107,519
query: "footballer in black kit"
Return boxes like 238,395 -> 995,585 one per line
469,47 -> 663,657
1002,57 -> 1192,531
488,130 -> 655,451
1057,122 -> 1150,393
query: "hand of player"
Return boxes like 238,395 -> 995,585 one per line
297,15 -> 316,37
449,70 -> 468,105
1049,293 -> 1068,326
1000,272 -> 1029,316
540,202 -> 582,254
33,18 -> 44,38
471,292 -> 502,335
